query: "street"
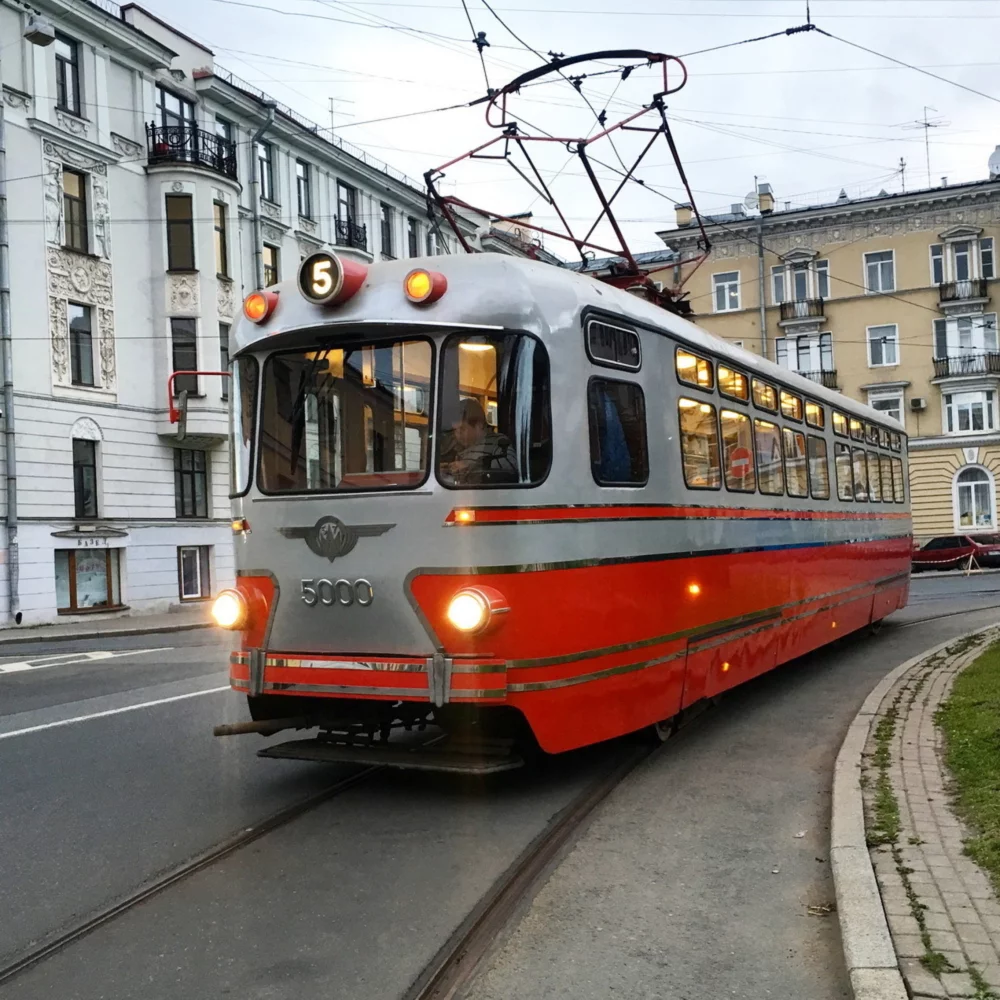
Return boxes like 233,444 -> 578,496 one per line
1,573 -> 998,999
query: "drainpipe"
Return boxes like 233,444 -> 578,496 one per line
757,215 -> 768,359
250,102 -> 276,290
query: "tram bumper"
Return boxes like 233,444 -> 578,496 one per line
229,650 -> 508,707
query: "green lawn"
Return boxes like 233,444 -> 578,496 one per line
937,641 -> 1000,897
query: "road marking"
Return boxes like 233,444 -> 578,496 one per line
0,686 -> 230,740
0,648 -> 166,674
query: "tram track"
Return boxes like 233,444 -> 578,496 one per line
891,600 -> 1000,628
0,765 -> 377,987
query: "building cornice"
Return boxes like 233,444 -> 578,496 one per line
662,182 -> 1000,251
908,432 -> 1000,450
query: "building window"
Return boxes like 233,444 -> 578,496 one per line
982,238 -> 995,280
156,85 -> 195,130
219,323 -> 230,401
174,449 -> 208,518
427,230 -> 438,256
213,201 -> 228,277
55,34 -> 81,114
337,181 -> 356,223
712,271 -> 740,312
934,314 -> 998,358
68,303 -> 94,386
407,217 -> 419,257
165,194 -> 195,271
171,318 -> 198,395
867,324 -> 898,367
815,259 -> 830,299
931,244 -> 944,284
380,203 -> 394,257
775,332 -> 833,373
771,265 -> 785,305
73,438 -> 98,517
55,549 -> 122,613
256,140 -> 274,202
864,250 -> 895,293
954,241 -> 972,282
215,117 -> 233,145
955,466 -> 995,530
296,160 -> 311,218
868,392 -> 903,427
63,169 -> 88,253
945,390 -> 996,435
263,244 -> 279,287
178,546 -> 211,600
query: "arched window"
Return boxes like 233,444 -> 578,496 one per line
954,466 -> 995,530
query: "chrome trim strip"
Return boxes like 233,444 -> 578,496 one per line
263,682 -> 427,699
508,649 -> 687,693
265,657 -> 426,673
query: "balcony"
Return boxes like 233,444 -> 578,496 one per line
335,217 -> 368,252
939,277 -> 988,305
798,369 -> 839,389
146,123 -> 237,180
933,352 -> 1000,379
778,298 -> 825,329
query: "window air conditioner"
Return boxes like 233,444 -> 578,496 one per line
910,397 -> 927,412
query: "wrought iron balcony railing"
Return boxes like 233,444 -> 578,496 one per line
939,277 -> 988,303
798,369 -> 839,389
146,123 -> 238,179
335,218 -> 368,252
779,298 -> 825,322
933,352 -> 1000,378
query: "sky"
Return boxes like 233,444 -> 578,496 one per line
137,0 -> 1000,262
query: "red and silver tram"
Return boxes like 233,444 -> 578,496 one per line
210,250 -> 911,771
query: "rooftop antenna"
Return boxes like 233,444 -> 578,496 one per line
902,106 -> 949,187
327,96 -> 355,140
899,156 -> 907,193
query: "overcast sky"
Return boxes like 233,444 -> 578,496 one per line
138,0 -> 1000,260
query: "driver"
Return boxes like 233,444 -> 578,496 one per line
442,398 -> 517,485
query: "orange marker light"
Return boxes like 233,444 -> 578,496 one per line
454,509 -> 475,524
243,290 -> 278,323
404,268 -> 447,304
687,583 -> 701,596
722,661 -> 730,673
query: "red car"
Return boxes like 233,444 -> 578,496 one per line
912,534 -> 1000,571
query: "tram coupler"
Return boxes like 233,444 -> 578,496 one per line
213,717 -> 315,738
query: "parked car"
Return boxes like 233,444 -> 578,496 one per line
911,533 -> 1000,571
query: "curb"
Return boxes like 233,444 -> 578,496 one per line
0,620 -> 213,647
830,623 -> 998,1000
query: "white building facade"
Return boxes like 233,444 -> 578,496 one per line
0,0 -> 464,626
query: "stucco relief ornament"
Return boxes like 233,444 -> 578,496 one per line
91,173 -> 112,259
261,200 -> 280,220
49,296 -> 69,384
168,274 -> 200,315
70,266 -> 92,295
171,181 -> 184,193
298,216 -> 318,236
217,281 -> 234,319
98,308 -> 117,389
55,110 -> 89,137
43,160 -> 63,245
110,133 -> 142,158
3,88 -> 30,111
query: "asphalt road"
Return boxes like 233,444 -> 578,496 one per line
1,573 -> 998,999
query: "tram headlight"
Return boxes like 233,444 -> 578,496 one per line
445,587 -> 509,634
212,589 -> 248,630
404,268 -> 447,305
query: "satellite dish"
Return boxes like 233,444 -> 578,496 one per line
989,145 -> 1000,180
743,191 -> 760,211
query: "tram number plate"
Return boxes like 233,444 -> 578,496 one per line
301,578 -> 374,607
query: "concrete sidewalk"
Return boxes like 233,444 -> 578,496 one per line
832,625 -> 1000,999
0,605 -> 214,646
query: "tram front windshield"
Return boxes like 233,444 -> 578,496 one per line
251,331 -> 550,493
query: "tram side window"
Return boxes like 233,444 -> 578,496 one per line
866,423 -> 879,446
805,400 -> 825,429
588,378 -> 648,486
780,391 -> 803,422
720,409 -> 755,492
808,435 -> 830,499
880,455 -> 894,502
891,458 -> 905,502
718,365 -> 749,402
587,320 -> 641,371
753,419 -> 784,495
438,333 -> 551,488
752,378 -> 778,413
676,349 -> 714,391
229,355 -> 258,498
679,398 -> 721,489
852,448 -> 869,501
879,428 -> 890,449
832,410 -> 848,436
782,427 -> 808,498
867,451 -> 883,501
850,417 -> 864,441
834,442 -> 854,501
258,338 -> 433,493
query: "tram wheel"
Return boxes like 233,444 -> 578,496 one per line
869,618 -> 884,636
648,718 -> 675,744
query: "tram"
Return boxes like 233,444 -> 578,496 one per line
209,250 -> 911,772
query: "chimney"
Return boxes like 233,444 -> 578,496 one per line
675,202 -> 693,227
941,176 -> 948,187
758,182 -> 774,214
730,204 -> 747,218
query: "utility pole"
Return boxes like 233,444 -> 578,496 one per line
899,157 -> 907,194
1,14 -> 55,625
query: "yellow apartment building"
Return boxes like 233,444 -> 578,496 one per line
646,172 -> 1000,541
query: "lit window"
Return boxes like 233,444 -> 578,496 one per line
805,401 -> 824,429
717,365 -> 748,401
849,417 -> 864,441
752,378 -> 777,412
675,349 -> 714,390
832,411 -> 848,436
780,390 -> 802,421
753,419 -> 783,496
782,427 -> 808,498
834,442 -> 853,500
678,398 -> 720,489
721,409 -> 755,493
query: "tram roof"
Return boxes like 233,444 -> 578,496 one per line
234,253 -> 903,432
